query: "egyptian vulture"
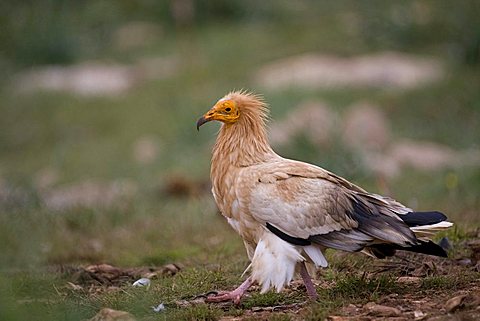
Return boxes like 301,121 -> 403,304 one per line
196,91 -> 452,303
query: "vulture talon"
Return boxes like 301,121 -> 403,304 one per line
205,277 -> 253,305
204,290 -> 219,297
192,291 -> 219,300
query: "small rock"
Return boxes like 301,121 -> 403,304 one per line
66,282 -> 83,291
132,278 -> 150,288
84,264 -> 121,280
327,316 -> 349,321
447,293 -> 480,312
343,303 -> 359,314
457,258 -> 472,266
397,276 -> 422,285
89,308 -> 136,321
161,263 -> 181,276
152,303 -> 165,312
364,302 -> 401,317
445,294 -> 466,312
414,310 -> 426,320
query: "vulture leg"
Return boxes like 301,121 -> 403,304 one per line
206,277 -> 254,305
299,262 -> 318,300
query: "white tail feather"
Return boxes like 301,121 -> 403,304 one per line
410,221 -> 453,238
304,245 -> 328,268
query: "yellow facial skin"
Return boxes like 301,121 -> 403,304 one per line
197,99 -> 240,130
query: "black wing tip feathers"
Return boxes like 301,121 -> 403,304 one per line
409,240 -> 449,257
400,211 -> 448,227
368,240 -> 449,259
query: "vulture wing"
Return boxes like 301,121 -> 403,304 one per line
246,159 -> 430,254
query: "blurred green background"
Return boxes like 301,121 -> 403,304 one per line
0,1 -> 479,320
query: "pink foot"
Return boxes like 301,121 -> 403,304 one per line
206,277 -> 253,305
206,290 -> 244,305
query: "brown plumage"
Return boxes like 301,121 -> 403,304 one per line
197,90 -> 452,303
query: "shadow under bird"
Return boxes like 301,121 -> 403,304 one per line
196,90 -> 453,304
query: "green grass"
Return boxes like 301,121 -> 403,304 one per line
326,274 -> 400,302
1,1 -> 479,320
420,276 -> 457,290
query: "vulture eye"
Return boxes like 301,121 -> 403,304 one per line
225,107 -> 231,112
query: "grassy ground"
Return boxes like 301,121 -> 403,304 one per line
1,1 -> 480,320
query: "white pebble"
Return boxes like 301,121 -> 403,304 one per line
152,303 -> 165,312
132,278 -> 151,288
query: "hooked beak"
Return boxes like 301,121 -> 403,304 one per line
196,116 -> 210,131
197,110 -> 218,131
